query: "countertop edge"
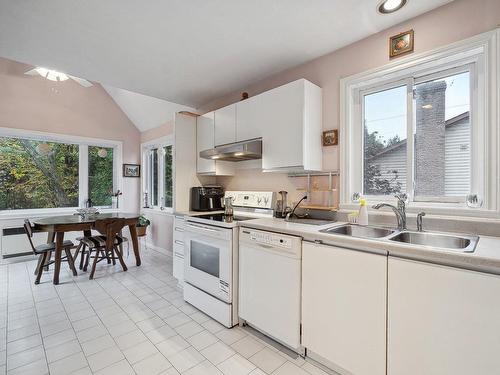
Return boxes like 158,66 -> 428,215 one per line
239,219 -> 500,276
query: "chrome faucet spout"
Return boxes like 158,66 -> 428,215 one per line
372,202 -> 406,230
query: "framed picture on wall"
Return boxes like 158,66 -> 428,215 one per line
322,129 -> 338,146
389,29 -> 414,58
123,164 -> 140,177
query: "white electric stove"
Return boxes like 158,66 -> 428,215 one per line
183,191 -> 275,327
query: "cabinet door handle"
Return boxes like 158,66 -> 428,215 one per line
174,240 -> 184,245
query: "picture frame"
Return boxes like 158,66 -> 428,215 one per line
123,163 -> 140,177
389,29 -> 414,58
322,129 -> 338,146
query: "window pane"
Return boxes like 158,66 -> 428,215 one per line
414,71 -> 470,198
0,138 -> 79,209
363,85 -> 407,196
164,145 -> 173,207
151,149 -> 158,206
88,146 -> 114,206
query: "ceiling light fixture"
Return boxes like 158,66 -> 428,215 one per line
25,67 -> 93,87
35,67 -> 69,82
378,0 -> 407,14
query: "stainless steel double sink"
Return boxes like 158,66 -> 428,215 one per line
319,224 -> 479,253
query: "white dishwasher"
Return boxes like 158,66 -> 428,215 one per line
239,227 -> 302,352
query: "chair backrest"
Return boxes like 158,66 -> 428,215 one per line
23,219 -> 37,254
94,218 -> 126,250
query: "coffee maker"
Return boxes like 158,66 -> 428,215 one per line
190,186 -> 224,211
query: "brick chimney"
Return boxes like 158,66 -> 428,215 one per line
414,81 -> 447,196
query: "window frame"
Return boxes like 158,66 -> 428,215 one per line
141,135 -> 174,213
0,127 -> 123,215
340,29 -> 499,218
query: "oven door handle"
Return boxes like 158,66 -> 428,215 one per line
186,222 -> 221,233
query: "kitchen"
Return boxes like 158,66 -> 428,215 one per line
1,1 -> 500,375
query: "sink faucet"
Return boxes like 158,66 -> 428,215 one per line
417,212 -> 426,232
372,194 -> 408,230
286,194 -> 308,221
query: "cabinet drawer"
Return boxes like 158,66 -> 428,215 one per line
173,253 -> 184,281
173,242 -> 184,257
173,230 -> 184,243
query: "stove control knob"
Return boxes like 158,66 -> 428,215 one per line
263,197 -> 269,205
257,197 -> 262,204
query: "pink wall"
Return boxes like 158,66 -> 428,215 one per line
205,0 -> 500,201
0,57 -> 141,212
140,121 -> 174,143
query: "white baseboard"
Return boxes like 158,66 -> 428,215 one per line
144,242 -> 173,257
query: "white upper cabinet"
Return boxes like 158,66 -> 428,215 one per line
260,79 -> 322,171
388,257 -> 500,375
197,112 -> 216,174
236,95 -> 263,142
210,79 -> 322,172
214,104 -> 237,146
196,112 -> 235,176
302,242 -> 387,375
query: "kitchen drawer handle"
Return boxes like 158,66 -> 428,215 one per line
174,240 -> 184,245
175,227 -> 184,232
186,223 -> 220,233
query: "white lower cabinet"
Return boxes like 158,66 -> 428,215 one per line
302,242 -> 387,375
172,216 -> 185,283
388,257 -> 500,375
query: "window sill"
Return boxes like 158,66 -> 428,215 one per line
141,207 -> 174,216
0,208 -> 122,221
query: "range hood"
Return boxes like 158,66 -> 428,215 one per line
200,139 -> 262,162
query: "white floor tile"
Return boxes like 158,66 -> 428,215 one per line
184,359 -> 224,375
122,340 -> 158,364
133,352 -> 172,375
81,334 -> 115,356
94,359 -> 135,375
48,351 -> 88,375
217,353 -> 256,375
86,345 -> 124,372
175,321 -> 204,339
6,345 -> 45,371
274,361 -> 310,375
201,341 -> 236,365
156,335 -> 190,357
115,329 -> 148,350
45,339 -> 82,363
166,346 -> 205,373
231,336 -> 265,358
187,330 -> 219,351
216,327 -> 247,345
6,334 -> 42,355
248,347 -> 287,374
145,324 -> 176,344
7,358 -> 48,375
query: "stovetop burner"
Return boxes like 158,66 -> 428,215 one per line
192,213 -> 255,223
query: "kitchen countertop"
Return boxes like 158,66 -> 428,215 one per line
174,210 -> 224,217
240,218 -> 500,276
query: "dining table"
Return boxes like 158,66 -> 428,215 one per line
32,212 -> 141,284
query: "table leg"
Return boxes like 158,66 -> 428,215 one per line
53,232 -> 64,285
128,224 -> 141,266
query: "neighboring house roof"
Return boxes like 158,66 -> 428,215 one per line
367,111 -> 469,160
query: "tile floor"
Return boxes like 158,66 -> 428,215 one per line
0,245 -> 331,375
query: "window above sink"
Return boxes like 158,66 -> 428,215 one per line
340,29 -> 500,218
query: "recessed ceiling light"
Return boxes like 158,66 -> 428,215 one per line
378,0 -> 407,14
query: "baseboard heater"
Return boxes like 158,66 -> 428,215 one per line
1,226 -> 39,258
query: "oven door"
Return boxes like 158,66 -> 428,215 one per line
184,221 -> 233,303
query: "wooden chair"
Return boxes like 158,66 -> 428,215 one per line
24,219 -> 77,284
74,234 -> 128,271
80,218 -> 128,279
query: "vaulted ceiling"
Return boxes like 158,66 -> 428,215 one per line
0,0 -> 453,108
